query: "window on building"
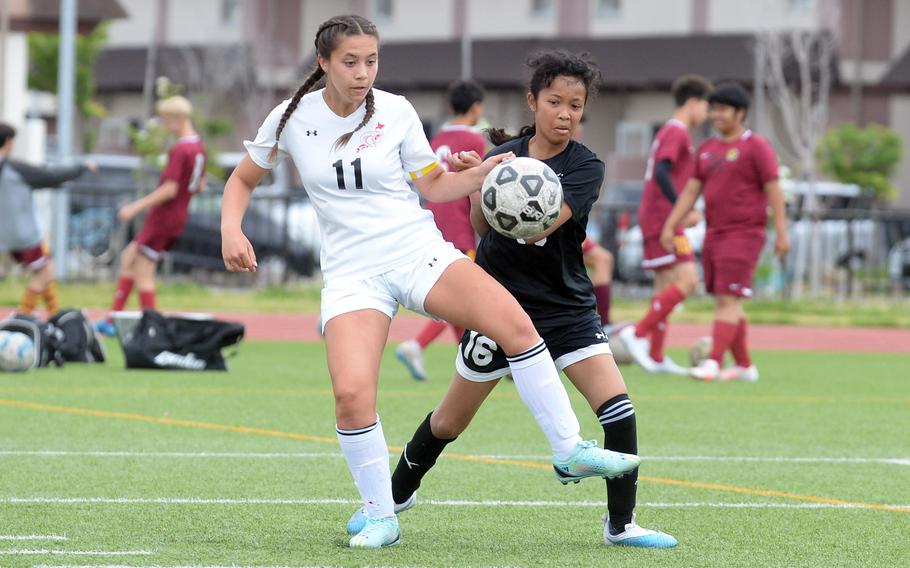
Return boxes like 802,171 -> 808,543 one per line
787,0 -> 815,14
531,0 -> 554,17
221,0 -> 240,27
374,0 -> 394,19
597,0 -> 621,17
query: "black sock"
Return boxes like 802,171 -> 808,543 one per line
597,393 -> 638,534
390,412 -> 455,505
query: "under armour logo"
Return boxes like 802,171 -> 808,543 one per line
403,443 -> 419,469
595,332 -> 606,340
306,130 -> 317,136
428,257 -> 438,268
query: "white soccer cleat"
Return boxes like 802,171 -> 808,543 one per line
689,358 -> 720,381
618,326 -> 656,372
603,514 -> 678,548
348,515 -> 400,548
346,492 -> 416,535
395,340 -> 427,381
650,355 -> 689,376
718,364 -> 760,382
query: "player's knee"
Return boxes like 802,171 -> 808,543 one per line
430,411 -> 469,439
498,312 -> 540,354
332,385 -> 374,421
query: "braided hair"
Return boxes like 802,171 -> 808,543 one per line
487,50 -> 601,146
268,14 -> 379,162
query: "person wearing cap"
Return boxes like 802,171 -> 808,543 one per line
96,96 -> 207,335
658,82 -> 790,382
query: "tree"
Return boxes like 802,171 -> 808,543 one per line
756,29 -> 835,297
817,123 -> 903,200
28,23 -> 108,121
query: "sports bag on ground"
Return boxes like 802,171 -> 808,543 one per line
49,309 -> 106,363
0,313 -> 65,368
122,310 -> 244,371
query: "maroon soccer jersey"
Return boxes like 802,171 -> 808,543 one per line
695,130 -> 778,234
144,135 -> 207,234
639,120 -> 694,239
424,125 -> 486,253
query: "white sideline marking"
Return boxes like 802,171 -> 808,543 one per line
3,496 -> 908,510
2,450 -> 908,466
0,535 -> 67,541
0,549 -> 151,556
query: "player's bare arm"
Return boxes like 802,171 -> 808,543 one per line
525,202 -> 573,244
660,178 -> 702,252
469,190 -> 490,236
221,154 -> 270,272
764,179 -> 790,257
117,180 -> 179,222
415,151 -> 514,203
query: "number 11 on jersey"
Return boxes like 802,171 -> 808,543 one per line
332,158 -> 363,190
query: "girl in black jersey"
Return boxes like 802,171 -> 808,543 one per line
348,50 -> 677,548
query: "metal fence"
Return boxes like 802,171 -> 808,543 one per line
59,180 -> 319,285
47,178 -> 910,299
589,201 -> 910,300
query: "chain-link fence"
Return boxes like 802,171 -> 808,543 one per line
589,201 -> 910,299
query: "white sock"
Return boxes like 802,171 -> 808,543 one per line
336,417 -> 394,519
507,341 -> 582,460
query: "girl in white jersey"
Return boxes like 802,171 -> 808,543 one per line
221,15 -> 638,549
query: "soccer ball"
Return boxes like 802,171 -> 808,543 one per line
481,157 -> 563,240
603,323 -> 634,365
0,330 -> 35,372
689,336 -> 729,367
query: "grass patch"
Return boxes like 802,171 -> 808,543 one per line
0,340 -> 908,567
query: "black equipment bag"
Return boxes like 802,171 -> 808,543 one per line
0,313 -> 65,368
49,309 -> 106,363
122,310 -> 244,371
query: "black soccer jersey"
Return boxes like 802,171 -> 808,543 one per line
478,135 -> 605,327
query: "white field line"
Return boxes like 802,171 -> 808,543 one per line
30,566 -> 481,568
0,549 -> 151,556
0,535 -> 67,541
2,496 -> 908,510
1,450 -> 908,466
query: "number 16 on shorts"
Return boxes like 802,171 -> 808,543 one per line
457,331 -> 510,382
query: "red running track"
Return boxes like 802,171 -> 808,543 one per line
4,309 -> 907,354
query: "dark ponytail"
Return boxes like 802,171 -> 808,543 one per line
269,14 -> 380,162
486,49 -> 600,146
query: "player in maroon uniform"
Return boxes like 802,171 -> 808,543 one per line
619,75 -> 712,374
96,96 -> 207,335
395,81 -> 486,380
660,83 -> 789,382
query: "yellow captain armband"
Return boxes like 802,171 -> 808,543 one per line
408,161 -> 440,181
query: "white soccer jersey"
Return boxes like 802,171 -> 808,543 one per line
245,88 -> 443,282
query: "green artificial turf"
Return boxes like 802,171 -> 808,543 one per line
0,339 -> 908,567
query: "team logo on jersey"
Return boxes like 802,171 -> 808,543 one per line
726,148 -> 740,162
356,122 -> 385,154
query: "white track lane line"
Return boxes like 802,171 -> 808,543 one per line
0,549 -> 152,556
0,535 -> 67,541
2,497 -> 908,509
1,450 -> 907,465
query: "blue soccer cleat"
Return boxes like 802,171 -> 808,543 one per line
603,514 -> 678,548
346,492 -> 416,536
94,319 -> 116,337
348,515 -> 401,549
552,440 -> 640,484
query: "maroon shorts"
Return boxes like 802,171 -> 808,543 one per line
11,242 -> 51,271
134,223 -> 181,262
702,231 -> 765,298
642,228 -> 695,271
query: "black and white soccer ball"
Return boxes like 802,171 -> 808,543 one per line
481,157 -> 563,240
